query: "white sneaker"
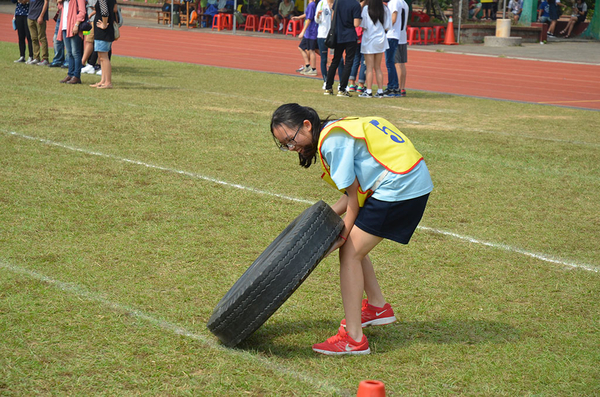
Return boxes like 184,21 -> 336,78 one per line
322,81 -> 326,90
14,56 -> 25,63
96,69 -> 102,75
305,69 -> 317,76
299,66 -> 311,75
81,64 -> 95,74
26,58 -> 39,65
279,22 -> 283,31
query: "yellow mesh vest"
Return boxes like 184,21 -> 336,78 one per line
318,117 -> 424,206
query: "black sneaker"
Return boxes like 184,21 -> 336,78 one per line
358,92 -> 373,98
547,32 -> 554,37
324,89 -> 333,96
400,89 -> 407,97
383,89 -> 398,98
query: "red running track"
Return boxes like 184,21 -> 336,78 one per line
2,13 -> 599,110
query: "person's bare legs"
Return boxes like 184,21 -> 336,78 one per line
339,226 -> 383,343
82,41 -> 93,66
373,52 -> 384,93
361,255 -> 386,308
97,51 -> 112,88
396,62 -> 407,90
564,17 -> 577,36
548,19 -> 557,34
309,49 -> 317,71
298,48 -> 310,70
364,53 -> 374,92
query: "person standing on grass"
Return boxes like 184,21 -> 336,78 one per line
26,0 -> 50,65
324,0 -> 362,96
316,0 -> 345,89
382,0 -> 400,97
294,0 -> 319,76
12,0 -> 34,63
91,0 -> 117,89
358,0 -> 391,98
270,103 -> 433,355
57,0 -> 87,84
394,0 -> 408,97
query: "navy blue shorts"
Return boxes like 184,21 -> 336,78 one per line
299,38 -> 318,51
354,194 -> 429,244
548,2 -> 558,20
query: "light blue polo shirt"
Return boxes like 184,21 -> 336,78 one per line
320,131 -> 433,202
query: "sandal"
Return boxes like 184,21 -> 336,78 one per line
97,84 -> 113,89
89,82 -> 102,88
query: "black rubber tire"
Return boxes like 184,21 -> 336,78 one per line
207,200 -> 344,347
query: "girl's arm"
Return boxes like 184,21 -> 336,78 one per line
325,178 -> 360,257
340,178 -> 360,240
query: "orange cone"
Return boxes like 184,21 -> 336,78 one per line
444,17 -> 458,45
357,380 -> 386,397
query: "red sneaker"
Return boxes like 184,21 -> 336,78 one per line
312,326 -> 370,356
340,299 -> 397,328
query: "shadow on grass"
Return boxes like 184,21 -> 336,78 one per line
238,318 -> 520,357
115,65 -> 168,78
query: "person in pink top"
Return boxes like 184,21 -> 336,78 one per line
57,0 -> 87,84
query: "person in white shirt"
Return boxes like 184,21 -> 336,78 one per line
508,0 -> 522,22
315,0 -> 344,89
359,0 -> 391,98
394,0 -> 408,97
382,0 -> 400,97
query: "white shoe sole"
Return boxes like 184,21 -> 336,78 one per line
341,316 -> 397,328
312,347 -> 371,355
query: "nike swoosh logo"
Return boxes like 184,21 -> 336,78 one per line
345,343 -> 353,352
376,310 -> 388,316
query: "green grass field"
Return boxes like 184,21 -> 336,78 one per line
1,41 -> 599,396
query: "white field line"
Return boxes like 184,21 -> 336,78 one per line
0,260 -> 345,395
5,130 -> 599,273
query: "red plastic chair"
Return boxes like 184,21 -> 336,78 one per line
245,14 -> 258,31
407,27 -> 421,45
433,25 -> 446,44
212,14 -> 227,31
280,17 -> 289,33
420,27 -> 433,44
224,14 -> 233,30
286,19 -> 303,37
258,15 -> 275,34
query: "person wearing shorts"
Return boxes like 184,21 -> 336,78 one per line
547,0 -> 559,36
480,0 -> 493,19
394,0 -> 409,97
274,0 -> 294,32
294,0 -> 318,76
560,0 -> 587,38
92,0 -> 116,88
270,103 -> 433,355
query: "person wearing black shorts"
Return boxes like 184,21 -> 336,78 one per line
547,0 -> 559,36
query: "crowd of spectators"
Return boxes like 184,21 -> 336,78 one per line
467,0 -> 589,38
296,0 -> 409,97
12,0 -> 120,88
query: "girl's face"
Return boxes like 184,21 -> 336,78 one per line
272,120 -> 314,154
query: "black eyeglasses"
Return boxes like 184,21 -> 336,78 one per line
276,125 -> 302,151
